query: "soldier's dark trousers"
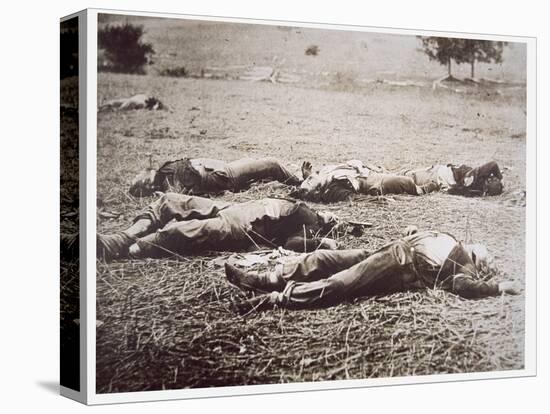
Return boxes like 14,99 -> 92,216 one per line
226,157 -> 302,189
264,241 -> 418,309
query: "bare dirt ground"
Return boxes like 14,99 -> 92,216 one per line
95,72 -> 526,392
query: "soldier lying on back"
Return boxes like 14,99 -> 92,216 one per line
129,157 -> 302,197
291,160 -> 503,202
402,161 -> 504,197
224,225 -> 519,312
97,193 -> 339,261
291,160 -> 437,202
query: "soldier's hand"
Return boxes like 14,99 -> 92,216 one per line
403,225 -> 418,237
320,238 -> 338,250
498,281 -> 521,295
301,161 -> 313,179
129,243 -> 142,258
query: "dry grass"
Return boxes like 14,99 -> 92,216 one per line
92,35 -> 526,392
96,185 -> 525,392
96,247 -> 522,392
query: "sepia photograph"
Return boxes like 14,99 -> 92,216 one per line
92,12 -> 527,394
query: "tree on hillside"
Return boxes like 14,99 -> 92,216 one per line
419,37 -> 506,79
98,23 -> 154,74
460,39 -> 506,78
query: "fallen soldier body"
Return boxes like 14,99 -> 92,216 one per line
97,193 -> 339,261
224,226 -> 519,312
98,94 -> 165,111
291,160 -> 437,202
291,160 -> 503,202
402,161 -> 504,197
129,157 -> 302,197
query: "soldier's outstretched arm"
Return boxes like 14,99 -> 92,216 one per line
450,274 -> 520,299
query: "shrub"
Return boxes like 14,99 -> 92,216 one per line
305,45 -> 319,56
159,66 -> 188,78
98,23 -> 154,74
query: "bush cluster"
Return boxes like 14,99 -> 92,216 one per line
98,23 -> 154,74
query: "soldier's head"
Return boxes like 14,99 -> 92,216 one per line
301,172 -> 323,194
464,243 -> 495,273
145,96 -> 165,110
129,168 -> 157,197
178,159 -> 203,191
483,176 -> 503,196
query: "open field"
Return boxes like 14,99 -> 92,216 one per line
92,16 -> 527,393
98,14 -> 527,84
95,73 -> 526,392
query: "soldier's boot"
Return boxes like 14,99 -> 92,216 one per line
231,293 -> 281,315
224,263 -> 284,294
97,232 -> 134,261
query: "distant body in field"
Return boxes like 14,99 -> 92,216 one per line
98,94 -> 165,111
